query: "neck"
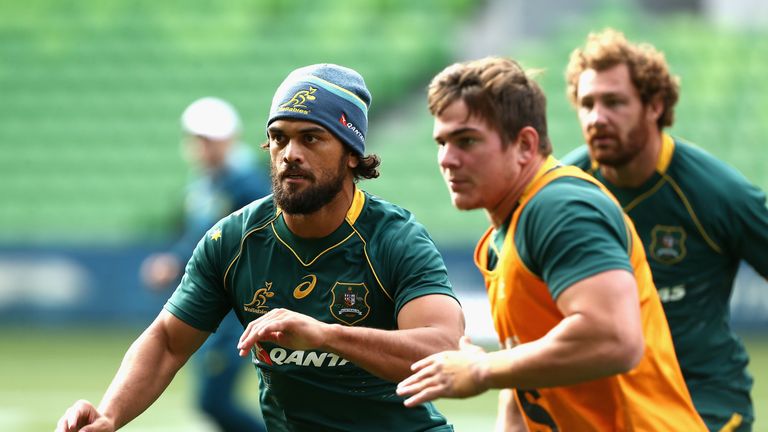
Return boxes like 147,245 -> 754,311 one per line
283,183 -> 356,238
600,131 -> 663,188
487,155 -> 546,228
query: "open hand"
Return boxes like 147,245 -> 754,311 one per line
55,399 -> 115,432
396,336 -> 490,407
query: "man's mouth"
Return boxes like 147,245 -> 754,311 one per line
446,176 -> 470,192
589,134 -> 617,146
281,169 -> 313,182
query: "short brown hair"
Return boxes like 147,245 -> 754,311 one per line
427,57 -> 552,155
565,28 -> 680,129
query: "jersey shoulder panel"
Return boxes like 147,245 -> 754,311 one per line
352,192 -> 435,247
197,195 -> 278,289
669,139 -> 758,206
353,191 -> 455,310
219,196 -> 277,241
518,176 -> 632,298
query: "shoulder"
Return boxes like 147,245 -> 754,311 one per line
357,191 -> 425,234
560,145 -> 592,170
516,174 -> 632,292
211,196 -> 277,246
669,138 -> 759,204
528,175 -> 619,217
354,191 -> 440,257
519,175 -> 627,248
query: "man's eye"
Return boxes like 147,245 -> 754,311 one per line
458,137 -> 476,147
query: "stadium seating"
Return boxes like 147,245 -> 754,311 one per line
1,2 -> 766,246
0,0 -> 474,244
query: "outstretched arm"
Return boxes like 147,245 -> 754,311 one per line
397,269 -> 644,405
56,310 -> 209,431
238,294 -> 465,382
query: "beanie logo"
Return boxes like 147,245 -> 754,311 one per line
339,113 -> 364,142
279,86 -> 317,114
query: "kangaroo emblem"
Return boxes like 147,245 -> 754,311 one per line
281,86 -> 317,109
244,281 -> 275,314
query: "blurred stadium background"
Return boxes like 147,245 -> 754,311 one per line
1,0 -> 766,430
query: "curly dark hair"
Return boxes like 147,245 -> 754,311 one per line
427,56 -> 552,155
351,154 -> 380,181
565,28 -> 680,129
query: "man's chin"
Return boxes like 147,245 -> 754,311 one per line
451,196 -> 479,211
593,154 -> 629,167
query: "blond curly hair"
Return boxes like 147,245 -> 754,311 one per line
565,28 -> 680,129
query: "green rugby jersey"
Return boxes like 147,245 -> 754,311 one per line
165,188 -> 457,432
564,134 -> 768,429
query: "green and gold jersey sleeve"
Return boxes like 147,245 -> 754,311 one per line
515,177 -> 633,299
360,197 -> 457,316
164,199 -> 271,333
732,183 -> 768,277
164,224 -> 233,332
687,146 -> 768,279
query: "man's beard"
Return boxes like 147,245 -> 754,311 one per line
272,156 -> 348,215
589,120 -> 650,168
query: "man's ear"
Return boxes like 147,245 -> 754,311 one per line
348,152 -> 360,169
515,127 -> 540,163
647,94 -> 664,124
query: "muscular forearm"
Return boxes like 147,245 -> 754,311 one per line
241,295 -> 464,383
481,312 -> 641,390
477,270 -> 644,391
98,314 -> 202,428
323,324 -> 458,382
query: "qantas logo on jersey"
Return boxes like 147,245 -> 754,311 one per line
244,281 -> 275,314
253,346 -> 350,368
253,342 -> 273,365
649,225 -> 687,265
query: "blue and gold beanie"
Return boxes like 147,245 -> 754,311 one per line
267,64 -> 371,156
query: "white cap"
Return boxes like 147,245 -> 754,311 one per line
181,97 -> 241,140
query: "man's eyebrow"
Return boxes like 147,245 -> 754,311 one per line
435,126 -> 480,140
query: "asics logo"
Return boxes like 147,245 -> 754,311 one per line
293,274 -> 317,299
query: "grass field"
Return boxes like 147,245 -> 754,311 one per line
1,326 -> 765,431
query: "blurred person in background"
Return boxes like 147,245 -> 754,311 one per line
141,96 -> 269,432
562,28 -> 768,431
396,56 -> 706,431
56,64 -> 464,432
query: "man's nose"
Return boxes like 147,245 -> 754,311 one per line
586,103 -> 609,128
283,140 -> 304,163
438,144 -> 460,170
